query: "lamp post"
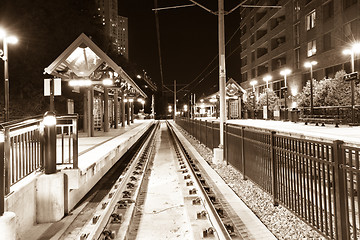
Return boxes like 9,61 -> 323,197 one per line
0,29 -> 18,122
304,61 -> 318,116
343,42 -> 360,125
280,68 -> 292,121
250,80 -> 258,115
263,75 -> 272,119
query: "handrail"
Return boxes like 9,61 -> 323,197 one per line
0,114 -> 79,216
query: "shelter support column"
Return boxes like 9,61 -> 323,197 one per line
121,91 -> 126,127
87,86 -> 94,137
114,90 -> 119,129
131,101 -> 134,123
83,91 -> 88,133
126,101 -> 130,125
104,86 -> 109,132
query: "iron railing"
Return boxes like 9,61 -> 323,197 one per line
176,117 -> 360,240
0,114 -> 78,215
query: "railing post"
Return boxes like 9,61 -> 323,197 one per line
0,130 -> 4,216
43,112 -> 57,174
333,140 -> 349,240
4,128 -> 10,195
72,116 -> 78,169
270,131 -> 278,206
241,126 -> 247,180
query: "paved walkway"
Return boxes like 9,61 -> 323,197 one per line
56,120 -> 150,165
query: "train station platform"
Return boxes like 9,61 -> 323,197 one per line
5,119 -> 154,240
199,117 -> 360,146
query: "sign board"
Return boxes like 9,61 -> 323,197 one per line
263,106 -> 268,119
44,78 -> 61,96
343,72 -> 358,81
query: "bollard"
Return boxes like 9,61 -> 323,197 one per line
43,111 -> 57,174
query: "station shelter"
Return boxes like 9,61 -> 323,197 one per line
44,33 -> 147,136
195,78 -> 245,119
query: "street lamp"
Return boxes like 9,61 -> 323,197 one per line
304,61 -> 318,116
0,28 -> 18,122
343,42 -> 360,125
263,75 -> 272,119
280,68 -> 292,121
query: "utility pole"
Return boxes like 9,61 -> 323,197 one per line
218,0 -> 226,148
174,80 -> 176,120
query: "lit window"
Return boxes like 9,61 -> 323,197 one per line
306,10 -> 316,30
307,40 -> 316,57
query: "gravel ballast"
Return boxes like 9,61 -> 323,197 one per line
178,127 -> 325,240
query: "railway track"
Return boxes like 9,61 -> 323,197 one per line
60,120 -> 272,239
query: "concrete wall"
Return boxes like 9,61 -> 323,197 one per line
4,121 -> 154,239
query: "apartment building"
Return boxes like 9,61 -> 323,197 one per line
240,0 -> 360,107
97,0 -> 129,59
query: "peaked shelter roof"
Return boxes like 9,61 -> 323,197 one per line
44,33 -> 146,98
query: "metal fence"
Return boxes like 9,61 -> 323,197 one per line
176,117 -> 360,240
0,114 -> 78,213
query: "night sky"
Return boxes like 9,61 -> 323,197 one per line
119,0 -> 242,101
0,0 -> 242,118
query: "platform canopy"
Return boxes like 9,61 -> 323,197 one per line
201,78 -> 246,104
44,33 -> 146,98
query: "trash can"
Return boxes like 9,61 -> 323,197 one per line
289,108 -> 299,122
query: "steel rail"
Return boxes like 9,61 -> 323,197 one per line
76,122 -> 158,240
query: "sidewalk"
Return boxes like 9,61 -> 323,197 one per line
198,117 -> 360,146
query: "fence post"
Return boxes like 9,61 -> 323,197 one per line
205,120 -> 208,147
224,123 -> 228,164
270,131 -> 278,206
72,116 -> 78,169
333,140 -> 349,240
199,120 -> 202,143
241,126 -> 247,180
211,121 -> 214,149
0,130 -> 4,216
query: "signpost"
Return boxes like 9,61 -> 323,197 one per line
44,78 -> 61,112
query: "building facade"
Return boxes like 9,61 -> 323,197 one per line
240,0 -> 360,108
97,0 -> 129,59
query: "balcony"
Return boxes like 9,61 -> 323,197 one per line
271,36 -> 286,50
257,47 -> 268,59
271,56 -> 286,71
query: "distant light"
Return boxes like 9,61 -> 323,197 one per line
263,75 -> 272,82
124,99 -> 128,103
280,68 -> 292,76
102,79 -> 113,86
137,74 -> 141,79
137,98 -> 143,102
0,28 -> 5,39
291,88 -> 298,96
250,80 -> 258,86
200,99 -> 204,103
69,79 -> 92,87
304,61 -> 318,68
210,98 -> 217,103
7,36 -> 18,44
129,98 -> 134,103
183,105 -> 188,111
